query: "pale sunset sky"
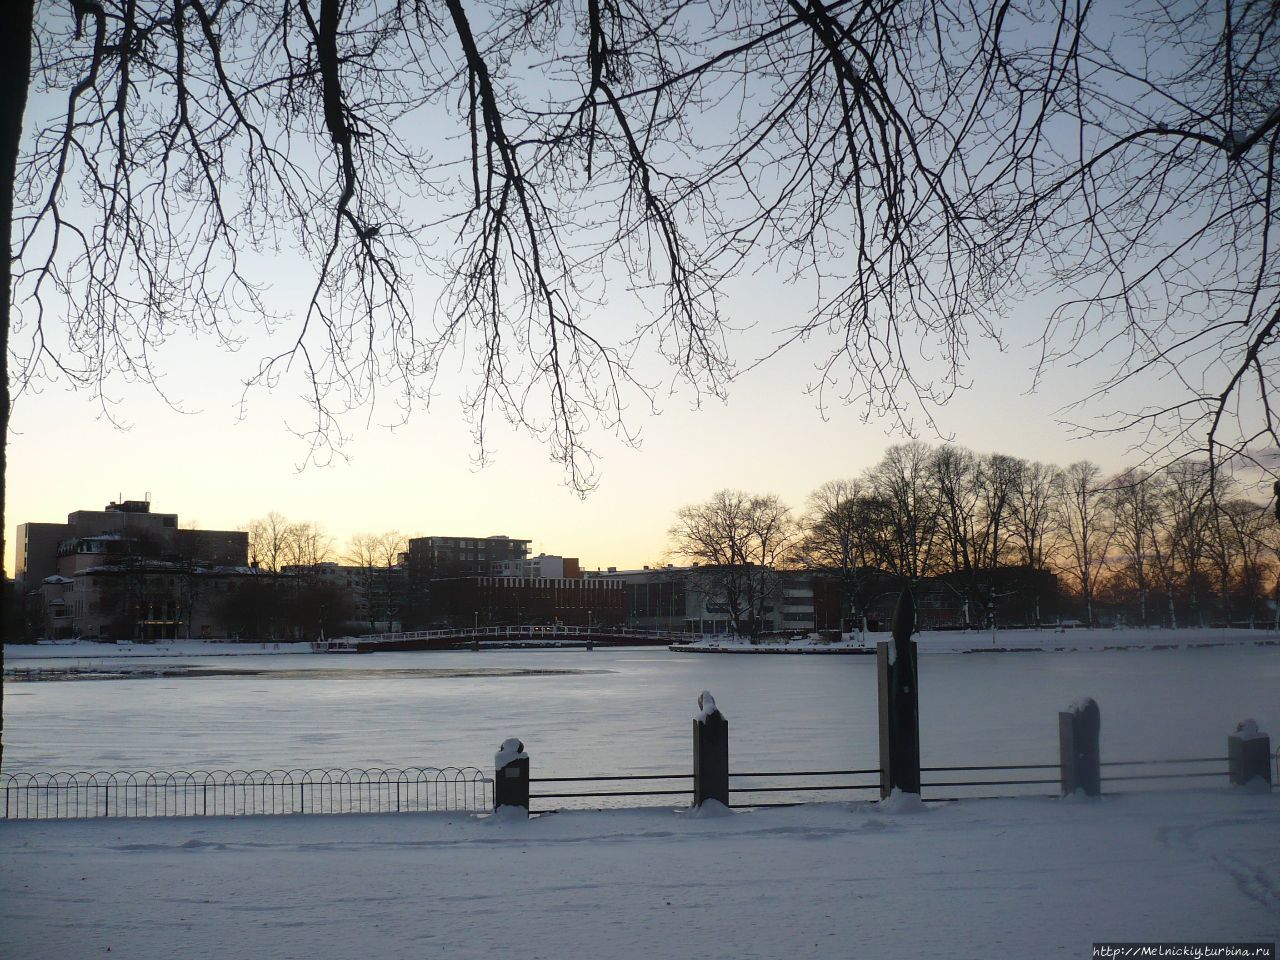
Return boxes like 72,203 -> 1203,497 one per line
7,287 -> 1157,575
9,4 -> 1255,575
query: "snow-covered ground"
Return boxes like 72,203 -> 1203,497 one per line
675,626 -> 1280,655
1,789 -> 1276,960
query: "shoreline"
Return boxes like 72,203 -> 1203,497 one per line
669,628 -> 1280,656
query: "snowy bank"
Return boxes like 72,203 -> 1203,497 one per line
672,626 -> 1280,655
4,639 -> 318,661
1,790 -> 1276,960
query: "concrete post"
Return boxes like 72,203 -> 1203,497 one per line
877,587 -> 921,799
693,691 -> 729,808
1059,697 -> 1101,797
494,738 -> 530,816
1228,719 -> 1272,789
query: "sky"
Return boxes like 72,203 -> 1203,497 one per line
9,1 -> 1269,577
6,294 -> 1154,575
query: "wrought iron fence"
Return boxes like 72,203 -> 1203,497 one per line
1,766 -> 492,820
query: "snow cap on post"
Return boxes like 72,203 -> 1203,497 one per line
697,691 -> 720,722
495,738 -> 527,769
1233,719 -> 1263,741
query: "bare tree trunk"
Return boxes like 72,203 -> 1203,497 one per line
0,0 -> 36,770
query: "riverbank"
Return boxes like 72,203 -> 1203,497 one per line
670,626 -> 1280,655
5,639 -> 317,660
2,789 -> 1275,960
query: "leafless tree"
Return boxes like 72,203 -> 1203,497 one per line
343,531 -> 381,629
1211,498 -> 1273,624
1052,461 -> 1113,626
669,490 -> 795,634
1008,459 -> 1060,627
973,452 -> 1021,626
246,512 -> 293,573
1015,1 -> 1280,478
930,445 -> 981,617
799,478 -> 889,632
1162,461 -> 1215,627
1104,469 -> 1161,628
282,520 -> 334,570
867,442 -> 940,582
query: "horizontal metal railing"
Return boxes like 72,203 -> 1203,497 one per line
1099,757 -> 1229,791
527,768 -> 884,811
729,768 -> 882,808
2,767 -> 492,820
922,761 -> 1060,789
530,773 -> 693,808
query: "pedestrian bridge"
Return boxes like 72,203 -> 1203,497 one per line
312,624 -> 702,653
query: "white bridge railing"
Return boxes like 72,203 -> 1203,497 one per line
314,624 -> 709,651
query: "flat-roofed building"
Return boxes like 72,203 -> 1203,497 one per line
16,498 -> 250,641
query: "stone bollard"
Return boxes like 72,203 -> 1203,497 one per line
877,586 -> 921,799
1228,719 -> 1272,789
494,737 -> 530,816
693,691 -> 729,808
1059,697 -> 1101,797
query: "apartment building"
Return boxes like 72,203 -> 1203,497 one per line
405,534 -> 531,577
16,499 -> 246,587
16,498 -> 250,640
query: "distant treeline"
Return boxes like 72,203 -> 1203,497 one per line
670,442 -> 1278,629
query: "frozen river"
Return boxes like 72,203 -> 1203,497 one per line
4,646 -> 1277,800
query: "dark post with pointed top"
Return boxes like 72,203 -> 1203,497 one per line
877,586 -> 921,799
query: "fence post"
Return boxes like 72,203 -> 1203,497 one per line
1227,719 -> 1271,789
1059,697 -> 1101,797
494,738 -> 530,816
877,586 -> 921,799
693,691 -> 729,808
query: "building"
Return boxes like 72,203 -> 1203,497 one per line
16,499 -> 246,587
285,561 -> 406,632
35,560 -> 262,641
492,554 -> 581,580
425,575 -> 623,628
16,498 -> 250,641
405,534 -> 531,577
593,565 -> 820,635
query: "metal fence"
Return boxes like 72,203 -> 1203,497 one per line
526,768 -> 883,812
526,755 -> 1251,811
1,766 -> 492,820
